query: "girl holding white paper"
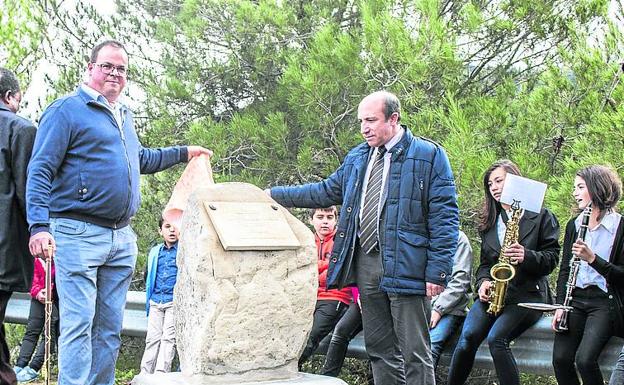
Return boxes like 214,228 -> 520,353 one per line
447,159 -> 561,385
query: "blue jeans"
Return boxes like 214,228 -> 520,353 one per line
447,300 -> 541,385
430,314 -> 464,368
51,218 -> 137,385
610,347 -> 624,385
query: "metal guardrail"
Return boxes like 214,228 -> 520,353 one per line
6,290 -> 148,338
7,291 -> 624,376
316,316 -> 624,376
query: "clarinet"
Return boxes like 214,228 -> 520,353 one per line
43,246 -> 53,385
555,203 -> 592,332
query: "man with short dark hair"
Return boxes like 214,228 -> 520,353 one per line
0,67 -> 35,385
26,40 -> 212,385
269,91 -> 459,384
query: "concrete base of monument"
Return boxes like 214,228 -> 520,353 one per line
131,372 -> 347,385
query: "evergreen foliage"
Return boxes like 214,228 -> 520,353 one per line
108,0 -> 622,259
0,0 -> 47,108
6,0 -> 624,287
3,0 -> 624,383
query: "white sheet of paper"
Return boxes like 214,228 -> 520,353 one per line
500,173 -> 547,214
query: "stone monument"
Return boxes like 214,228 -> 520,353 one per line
132,183 -> 347,385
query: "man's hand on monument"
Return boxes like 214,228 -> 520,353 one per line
187,146 -> 213,161
29,232 -> 55,260
426,282 -> 444,298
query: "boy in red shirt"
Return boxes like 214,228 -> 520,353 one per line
299,207 -> 352,369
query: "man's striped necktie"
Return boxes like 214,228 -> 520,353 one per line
360,147 -> 386,253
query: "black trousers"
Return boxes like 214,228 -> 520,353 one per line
0,291 -> 16,385
320,301 -> 363,376
16,299 -> 59,371
447,300 -> 541,385
553,286 -> 613,385
298,299 -> 348,368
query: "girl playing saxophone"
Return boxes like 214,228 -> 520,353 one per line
447,159 -> 561,385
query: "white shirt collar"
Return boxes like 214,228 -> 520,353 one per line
382,127 -> 404,152
81,83 -> 124,108
576,209 -> 620,234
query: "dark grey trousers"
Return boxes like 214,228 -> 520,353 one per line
355,244 -> 435,385
0,290 -> 15,385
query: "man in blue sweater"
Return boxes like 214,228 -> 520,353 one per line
26,40 -> 211,385
269,91 -> 459,385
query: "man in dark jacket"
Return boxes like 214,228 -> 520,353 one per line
26,40 -> 211,385
269,91 -> 459,384
0,67 -> 36,385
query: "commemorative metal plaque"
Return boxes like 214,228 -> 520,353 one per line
204,201 -> 301,251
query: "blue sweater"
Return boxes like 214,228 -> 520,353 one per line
27,86 -> 187,232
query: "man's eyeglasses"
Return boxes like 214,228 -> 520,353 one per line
94,62 -> 128,77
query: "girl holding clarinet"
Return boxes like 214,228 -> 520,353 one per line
552,165 -> 624,385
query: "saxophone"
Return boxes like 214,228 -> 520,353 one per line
487,201 -> 521,316
555,203 -> 592,332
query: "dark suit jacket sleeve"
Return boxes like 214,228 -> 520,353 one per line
519,208 -> 560,277
11,121 -> 36,216
475,237 -> 494,293
590,255 -> 624,284
555,219 -> 576,303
